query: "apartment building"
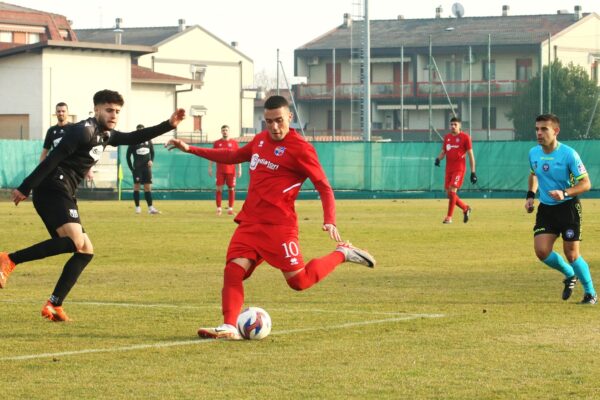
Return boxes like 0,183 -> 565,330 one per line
294,6 -> 600,141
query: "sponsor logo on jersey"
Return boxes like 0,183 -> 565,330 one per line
89,145 -> 103,162
136,148 -> 151,156
249,153 -> 279,171
577,163 -> 587,174
258,140 -> 264,148
289,257 -> 299,266
446,143 -> 460,151
69,209 -> 79,218
274,146 -> 286,156
542,163 -> 549,172
52,137 -> 63,147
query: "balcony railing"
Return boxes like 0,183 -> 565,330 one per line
295,80 -> 527,100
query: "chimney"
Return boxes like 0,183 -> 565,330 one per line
435,6 -> 443,18
574,5 -> 582,20
114,18 -> 123,45
178,19 -> 186,32
502,5 -> 509,16
231,41 -> 238,48
343,13 -> 352,28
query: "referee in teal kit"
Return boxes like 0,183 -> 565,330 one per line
525,113 -> 596,304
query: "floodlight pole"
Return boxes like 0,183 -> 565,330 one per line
362,0 -> 371,142
276,48 -> 280,95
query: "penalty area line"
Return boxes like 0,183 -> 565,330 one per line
1,313 -> 445,361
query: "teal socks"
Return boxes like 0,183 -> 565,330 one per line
543,251 -> 575,278
571,256 -> 596,296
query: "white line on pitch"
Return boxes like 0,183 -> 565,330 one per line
0,299 -> 419,316
1,313 -> 445,361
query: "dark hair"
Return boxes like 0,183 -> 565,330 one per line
56,102 -> 68,109
221,125 -> 229,129
536,113 -> 560,127
450,117 -> 461,123
264,95 -> 289,110
136,124 -> 145,130
93,89 -> 125,106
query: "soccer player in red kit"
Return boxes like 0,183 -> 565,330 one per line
166,95 -> 376,340
208,125 -> 242,216
434,117 -> 477,224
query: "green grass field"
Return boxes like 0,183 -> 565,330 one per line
1,198 -> 599,399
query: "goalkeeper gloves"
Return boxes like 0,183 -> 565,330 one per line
470,172 -> 477,184
434,158 -> 440,167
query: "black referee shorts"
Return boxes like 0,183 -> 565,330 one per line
32,187 -> 83,238
534,197 -> 582,241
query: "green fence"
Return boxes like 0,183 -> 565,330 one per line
2,139 -> 600,194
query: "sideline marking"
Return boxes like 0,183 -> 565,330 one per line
1,313 -> 445,361
0,299 -> 423,316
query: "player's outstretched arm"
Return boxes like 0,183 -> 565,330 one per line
323,224 -> 342,242
169,108 -> 186,128
165,138 -> 190,152
11,189 -> 27,206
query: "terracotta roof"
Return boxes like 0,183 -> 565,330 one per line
0,2 -> 77,41
131,64 -> 197,85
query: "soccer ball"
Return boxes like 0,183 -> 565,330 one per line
236,307 -> 272,340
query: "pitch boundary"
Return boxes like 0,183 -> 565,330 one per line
1,313 -> 445,361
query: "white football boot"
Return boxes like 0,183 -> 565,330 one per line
197,324 -> 242,340
335,241 -> 376,268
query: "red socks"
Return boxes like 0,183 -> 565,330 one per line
216,191 -> 223,208
286,251 -> 345,291
222,262 -> 245,326
228,189 -> 235,208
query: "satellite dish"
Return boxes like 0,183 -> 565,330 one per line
452,2 -> 465,18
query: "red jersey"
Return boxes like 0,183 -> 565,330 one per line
213,138 -> 239,174
442,131 -> 472,172
188,128 -> 335,226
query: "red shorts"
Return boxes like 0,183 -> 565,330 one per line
216,172 -> 236,188
445,170 -> 465,190
226,223 -> 305,273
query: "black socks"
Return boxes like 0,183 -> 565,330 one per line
9,236 -> 76,265
51,253 -> 94,306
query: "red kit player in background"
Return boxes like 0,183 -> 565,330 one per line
434,117 -> 477,224
166,95 -> 376,340
208,125 -> 242,216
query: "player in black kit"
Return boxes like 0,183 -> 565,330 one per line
40,102 -> 71,161
126,124 -> 159,214
0,89 -> 185,321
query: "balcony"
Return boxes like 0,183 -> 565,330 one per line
295,80 -> 527,100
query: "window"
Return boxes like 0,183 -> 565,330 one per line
0,31 -> 13,43
445,60 -> 463,81
516,59 -> 532,80
482,60 -> 496,80
482,107 -> 497,129
327,109 -> 342,131
28,33 -> 40,44
326,63 -> 341,89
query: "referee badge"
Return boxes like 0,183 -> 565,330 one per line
565,229 -> 575,239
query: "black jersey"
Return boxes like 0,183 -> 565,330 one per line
43,123 -> 71,151
18,117 -> 174,197
126,140 -> 155,170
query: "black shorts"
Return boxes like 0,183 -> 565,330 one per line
32,187 -> 84,238
534,198 -> 582,241
133,166 -> 152,184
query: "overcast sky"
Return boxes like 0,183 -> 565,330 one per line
12,0 -> 600,82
